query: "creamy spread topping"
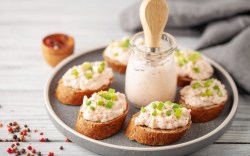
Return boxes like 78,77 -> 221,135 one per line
80,88 -> 127,122
180,79 -> 228,107
135,101 -> 191,130
104,37 -> 131,65
175,48 -> 213,80
62,61 -> 113,90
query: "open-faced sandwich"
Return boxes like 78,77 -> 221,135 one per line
75,88 -> 128,140
55,61 -> 113,105
175,48 -> 214,86
126,101 -> 191,146
103,37 -> 131,73
179,78 -> 228,122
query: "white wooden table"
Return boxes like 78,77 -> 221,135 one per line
0,0 -> 249,155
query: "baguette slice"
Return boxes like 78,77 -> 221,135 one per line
126,112 -> 192,146
177,76 -> 192,87
55,77 -> 113,106
179,97 -> 225,123
103,50 -> 127,74
75,103 -> 128,140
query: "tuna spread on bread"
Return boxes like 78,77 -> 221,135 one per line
62,61 -> 113,91
180,79 -> 228,107
135,101 -> 191,130
175,48 -> 213,80
80,88 -> 127,122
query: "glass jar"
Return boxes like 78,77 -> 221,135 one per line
125,32 -> 177,108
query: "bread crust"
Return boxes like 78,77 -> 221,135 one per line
75,103 -> 128,140
179,97 -> 225,123
103,49 -> 127,74
125,112 -> 192,146
55,77 -> 113,106
177,76 -> 192,87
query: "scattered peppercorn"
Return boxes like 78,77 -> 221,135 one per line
40,132 -> 43,135
13,122 -> 17,126
37,151 -> 42,156
16,142 -> 20,146
48,152 -> 54,156
60,146 -> 64,150
8,127 -> 13,133
32,149 -> 36,154
20,148 -> 26,153
39,138 -> 45,142
13,134 -> 17,139
65,138 -> 71,142
45,138 -> 50,142
24,125 -> 28,128
7,148 -> 12,153
27,145 -> 32,150
9,123 -> 13,126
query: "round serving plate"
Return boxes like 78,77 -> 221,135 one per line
44,47 -> 238,156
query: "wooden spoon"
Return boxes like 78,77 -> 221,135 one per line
140,0 -> 169,49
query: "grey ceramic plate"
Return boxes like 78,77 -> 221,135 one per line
44,47 -> 238,156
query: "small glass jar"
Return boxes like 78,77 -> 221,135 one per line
125,32 -> 177,108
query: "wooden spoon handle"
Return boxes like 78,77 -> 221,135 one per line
140,0 -> 169,48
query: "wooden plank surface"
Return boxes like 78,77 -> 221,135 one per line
0,0 -> 249,155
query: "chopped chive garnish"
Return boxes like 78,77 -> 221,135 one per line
152,110 -> 157,116
166,110 -> 171,116
82,62 -> 92,71
85,73 -> 93,79
172,104 -> 181,110
217,90 -> 223,97
213,85 -> 223,97
204,79 -> 214,88
141,107 -> 146,113
90,106 -> 95,111
106,101 -> 114,109
157,102 -> 164,111
98,91 -> 111,100
165,101 -> 172,105
192,82 -> 202,89
86,100 -> 91,106
213,84 -> 220,90
100,61 -> 106,67
178,56 -> 188,66
71,69 -> 79,77
189,52 -> 201,64
114,53 -> 119,57
192,67 -> 200,73
175,50 -> 181,57
201,89 -> 214,97
118,38 -> 130,48
97,99 -> 104,106
98,66 -> 105,73
97,61 -> 106,73
108,88 -> 115,93
152,103 -> 157,109
174,109 -> 182,118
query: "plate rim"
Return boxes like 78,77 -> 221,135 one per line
44,46 -> 239,151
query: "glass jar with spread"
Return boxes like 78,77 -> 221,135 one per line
125,32 -> 177,108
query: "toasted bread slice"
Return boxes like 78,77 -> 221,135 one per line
55,77 -> 113,106
75,103 -> 128,140
125,112 -> 192,146
177,76 -> 192,87
103,50 -> 127,74
179,97 -> 225,123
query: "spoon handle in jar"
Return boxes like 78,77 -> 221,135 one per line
140,0 -> 169,48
